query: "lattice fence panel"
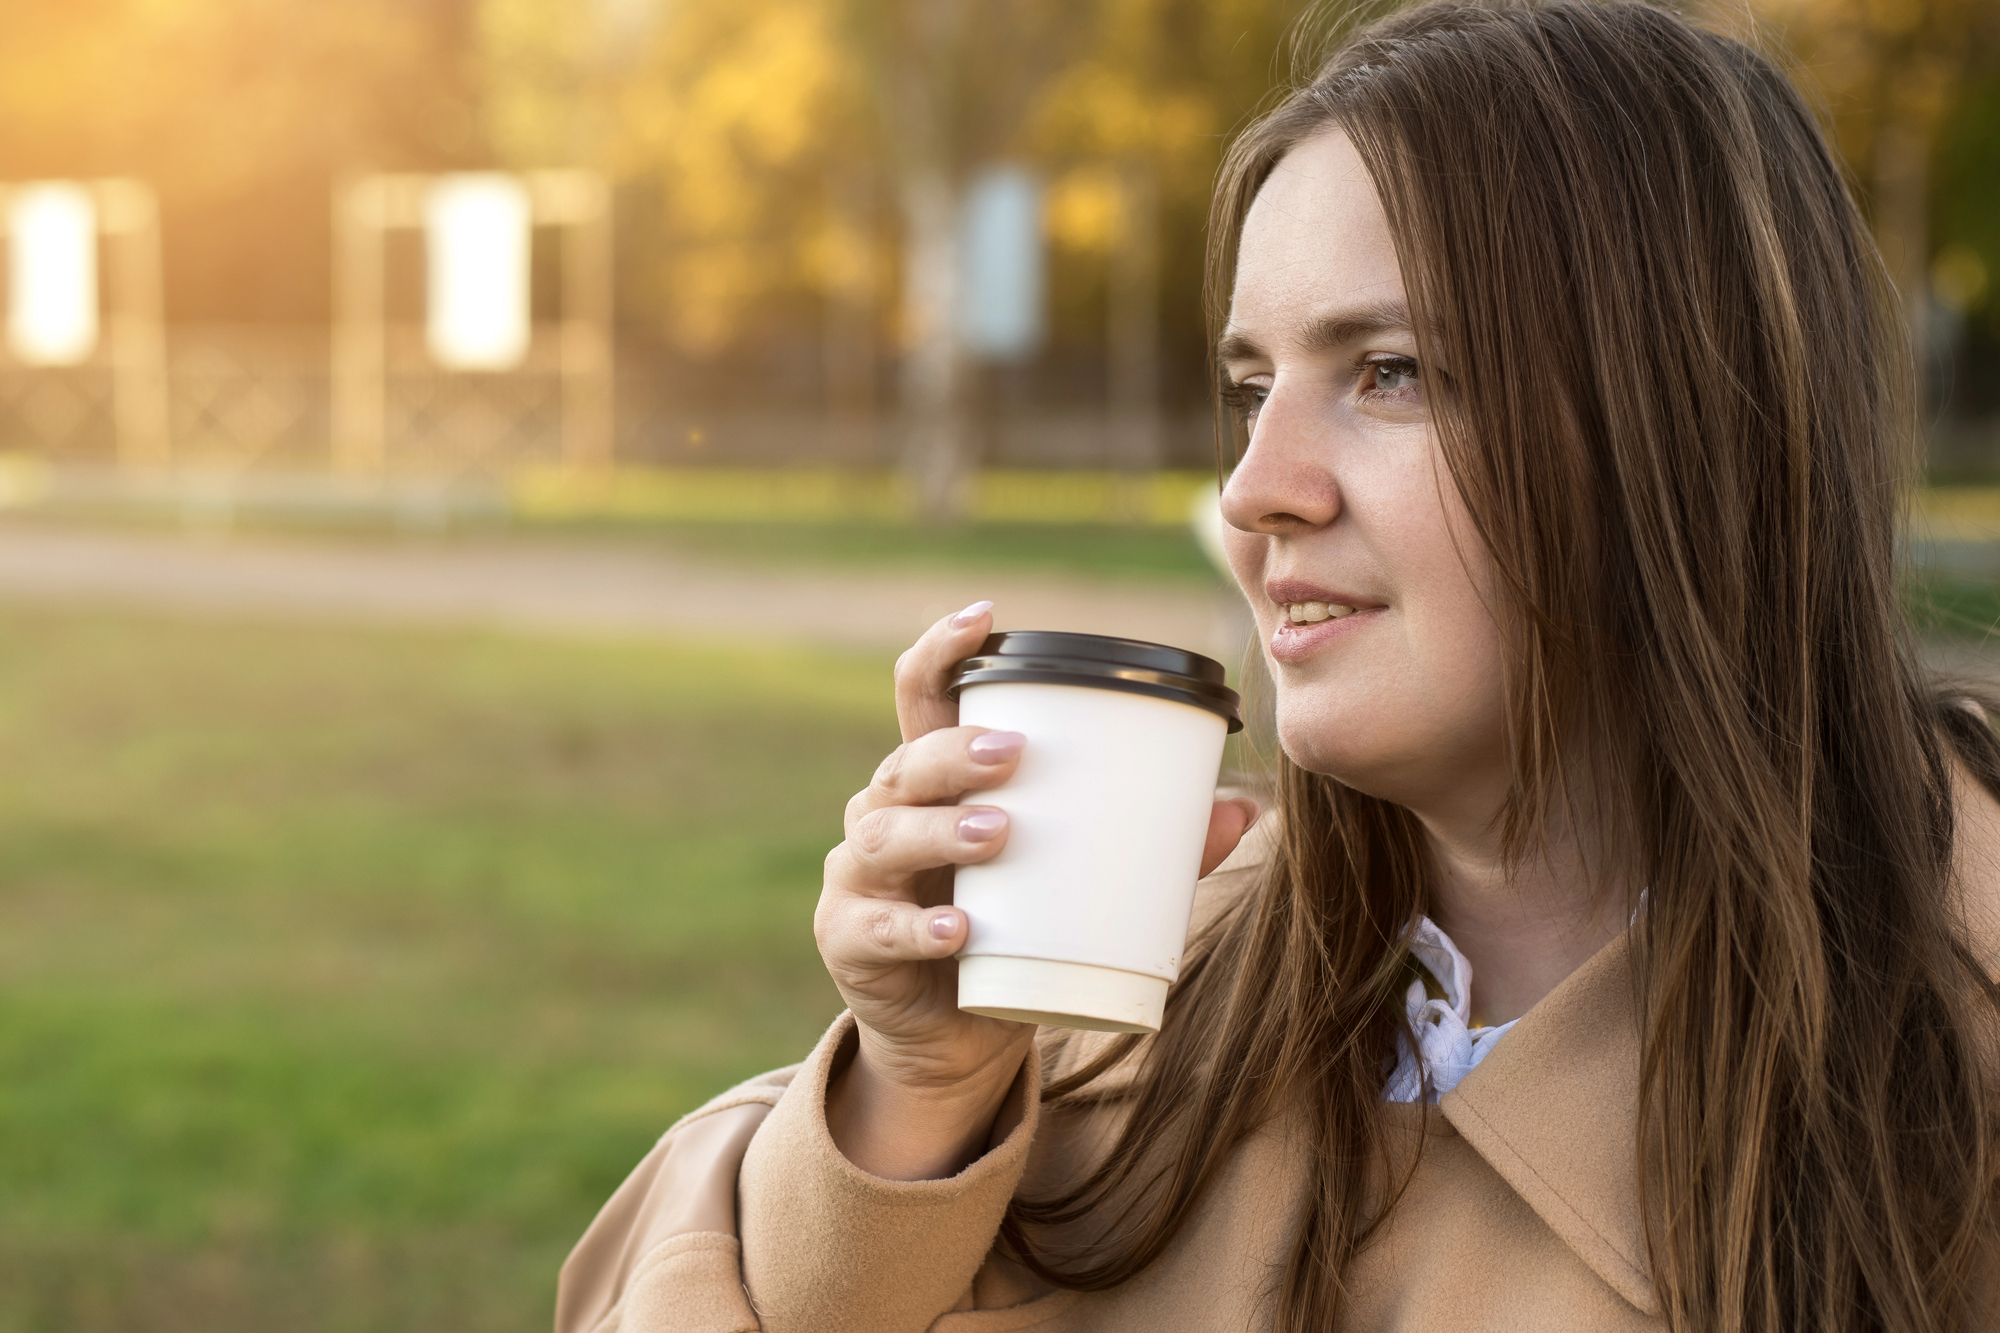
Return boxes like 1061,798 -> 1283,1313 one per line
0,362 -> 117,461
0,325 -> 583,475
382,326 -> 564,476
170,326 -> 331,471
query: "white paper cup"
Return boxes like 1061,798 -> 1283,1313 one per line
947,632 -> 1241,1033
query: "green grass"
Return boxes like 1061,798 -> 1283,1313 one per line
0,606 -> 897,1331
4,555 -> 1982,1332
1909,570 -> 2000,642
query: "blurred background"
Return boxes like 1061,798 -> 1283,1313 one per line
0,0 -> 1993,1328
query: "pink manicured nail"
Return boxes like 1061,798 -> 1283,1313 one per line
949,600 -> 993,629
958,809 -> 1006,841
968,731 -> 1025,763
929,910 -> 960,940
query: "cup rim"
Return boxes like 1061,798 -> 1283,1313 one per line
946,630 -> 1242,732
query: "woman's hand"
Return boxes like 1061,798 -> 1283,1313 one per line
816,601 -> 1259,1181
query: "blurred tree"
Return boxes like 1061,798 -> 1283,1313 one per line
863,0 -> 1087,517
1734,0 -> 2000,411
1931,70 -> 2000,417
482,0 -> 859,357
479,0 -> 1309,508
1029,0 -> 1320,471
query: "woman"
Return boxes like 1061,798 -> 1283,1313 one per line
557,2 -> 2000,1329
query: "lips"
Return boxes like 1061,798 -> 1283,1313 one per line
1263,578 -> 1383,663
1265,578 -> 1381,613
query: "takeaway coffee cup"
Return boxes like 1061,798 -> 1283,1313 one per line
945,631 -> 1243,1033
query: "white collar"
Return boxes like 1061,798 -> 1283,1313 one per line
1382,916 -> 1519,1103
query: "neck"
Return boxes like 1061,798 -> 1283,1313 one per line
1417,802 -> 1627,1027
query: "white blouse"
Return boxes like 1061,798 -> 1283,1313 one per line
1380,916 -> 1518,1104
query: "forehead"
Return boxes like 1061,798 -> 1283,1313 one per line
1230,130 -> 1405,343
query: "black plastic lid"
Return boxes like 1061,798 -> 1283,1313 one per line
947,630 -> 1242,732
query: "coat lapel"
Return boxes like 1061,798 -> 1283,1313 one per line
1437,931 -> 1661,1316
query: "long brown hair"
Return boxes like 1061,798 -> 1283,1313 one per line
999,3 -> 2000,1329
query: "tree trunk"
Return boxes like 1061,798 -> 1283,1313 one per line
1107,159 -> 1161,474
894,0 -> 969,523
824,164 -> 881,466
899,165 -> 968,519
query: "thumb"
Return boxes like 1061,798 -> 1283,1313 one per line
1198,797 -> 1262,878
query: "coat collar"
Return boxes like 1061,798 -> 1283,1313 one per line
1438,930 -> 1660,1315
1053,823 -> 1662,1314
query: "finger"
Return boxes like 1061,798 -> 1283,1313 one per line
816,896 -> 969,976
847,726 -> 1025,822
894,600 -> 995,742
833,803 -> 1010,883
1198,797 -> 1262,878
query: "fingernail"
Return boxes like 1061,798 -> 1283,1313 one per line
929,909 -> 960,940
949,600 -> 993,629
968,731 -> 1025,763
957,808 -> 1007,841
1240,798 -> 1262,824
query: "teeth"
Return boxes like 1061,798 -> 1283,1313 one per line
1285,601 -> 1358,624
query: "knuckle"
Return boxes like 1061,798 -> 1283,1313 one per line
851,808 -> 896,859
862,903 -> 903,954
871,744 -> 911,796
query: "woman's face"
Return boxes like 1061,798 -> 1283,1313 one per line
1220,129 -> 1509,818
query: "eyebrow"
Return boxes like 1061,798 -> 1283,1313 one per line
1216,299 -> 1413,365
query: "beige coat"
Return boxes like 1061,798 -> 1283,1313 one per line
555,795 -> 2000,1333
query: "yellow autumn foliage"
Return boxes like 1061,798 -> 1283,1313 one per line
477,0 -> 1309,359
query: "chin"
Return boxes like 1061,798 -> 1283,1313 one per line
1275,702 -> 1392,794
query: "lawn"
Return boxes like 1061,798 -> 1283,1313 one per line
0,550 -> 1989,1333
0,605 -> 895,1332
1908,569 -> 2000,642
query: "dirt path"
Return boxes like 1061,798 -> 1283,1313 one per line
0,520 -> 1252,662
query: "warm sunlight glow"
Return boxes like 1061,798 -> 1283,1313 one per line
6,183 -> 98,367
425,173 -> 531,372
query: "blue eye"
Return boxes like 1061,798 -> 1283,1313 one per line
1370,358 -> 1420,392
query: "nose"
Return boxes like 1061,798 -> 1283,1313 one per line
1218,386 -> 1341,536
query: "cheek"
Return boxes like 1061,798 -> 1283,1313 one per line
1274,601 -> 1510,794
1272,485 -> 1513,794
